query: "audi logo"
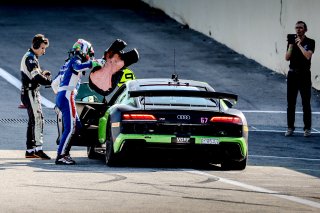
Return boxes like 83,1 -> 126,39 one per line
177,115 -> 191,120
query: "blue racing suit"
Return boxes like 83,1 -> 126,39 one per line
56,55 -> 94,156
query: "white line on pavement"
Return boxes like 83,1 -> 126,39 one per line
249,129 -> 320,133
1,67 -> 319,116
249,154 -> 320,162
185,170 -> 320,209
0,67 -> 55,108
247,126 -> 316,133
242,110 -> 320,115
312,128 -> 320,133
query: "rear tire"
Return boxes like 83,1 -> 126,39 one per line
221,157 -> 247,170
105,122 -> 121,166
87,146 -> 99,159
105,139 -> 123,166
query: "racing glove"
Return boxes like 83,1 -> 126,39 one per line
42,70 -> 52,81
91,60 -> 102,68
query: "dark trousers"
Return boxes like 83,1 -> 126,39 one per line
21,89 -> 44,149
287,70 -> 312,130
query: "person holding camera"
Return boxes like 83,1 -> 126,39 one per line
20,34 -> 52,159
285,21 -> 315,137
89,39 -> 138,96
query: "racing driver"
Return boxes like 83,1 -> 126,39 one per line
55,39 -> 100,165
20,34 -> 52,159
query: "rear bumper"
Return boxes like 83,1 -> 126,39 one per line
114,134 -> 247,162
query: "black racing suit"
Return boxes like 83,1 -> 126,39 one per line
287,37 -> 315,131
20,49 -> 52,150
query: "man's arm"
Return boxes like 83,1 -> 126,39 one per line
296,38 -> 314,60
285,44 -> 293,61
33,71 -> 52,86
297,44 -> 313,60
26,56 -> 51,86
72,59 -> 101,73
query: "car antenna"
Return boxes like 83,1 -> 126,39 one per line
172,48 -> 179,82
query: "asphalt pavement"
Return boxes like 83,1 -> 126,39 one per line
0,1 -> 319,212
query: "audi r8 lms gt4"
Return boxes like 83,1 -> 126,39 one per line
71,76 -> 248,170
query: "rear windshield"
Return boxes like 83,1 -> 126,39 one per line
140,85 -> 217,107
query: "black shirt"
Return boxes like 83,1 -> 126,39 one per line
289,36 -> 315,71
89,67 -> 124,96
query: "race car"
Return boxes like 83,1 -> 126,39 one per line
72,75 -> 248,170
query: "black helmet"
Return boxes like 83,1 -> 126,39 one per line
103,39 -> 127,59
120,48 -> 139,67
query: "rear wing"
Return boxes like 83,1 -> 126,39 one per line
128,90 -> 238,102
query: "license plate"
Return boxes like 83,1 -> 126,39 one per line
171,137 -> 194,144
201,138 -> 219,144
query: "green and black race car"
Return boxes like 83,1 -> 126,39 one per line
68,76 -> 248,170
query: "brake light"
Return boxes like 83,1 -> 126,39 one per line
210,116 -> 242,124
122,114 -> 156,120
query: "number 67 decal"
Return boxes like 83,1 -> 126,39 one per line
201,117 -> 208,123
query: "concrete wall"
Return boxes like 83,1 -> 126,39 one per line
142,0 -> 320,90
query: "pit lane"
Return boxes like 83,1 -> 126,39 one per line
0,1 -> 319,212
0,100 -> 319,212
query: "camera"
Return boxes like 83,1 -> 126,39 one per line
287,34 -> 297,44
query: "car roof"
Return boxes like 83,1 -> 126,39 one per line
126,78 -> 214,91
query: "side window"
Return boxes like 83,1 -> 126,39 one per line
108,85 -> 136,107
123,96 -> 136,106
113,89 -> 137,107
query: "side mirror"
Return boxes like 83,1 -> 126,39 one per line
82,95 -> 97,103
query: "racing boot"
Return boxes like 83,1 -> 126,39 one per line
55,155 -> 76,165
25,150 -> 37,158
34,147 -> 51,160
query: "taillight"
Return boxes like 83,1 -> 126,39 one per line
122,114 -> 156,121
210,116 -> 242,125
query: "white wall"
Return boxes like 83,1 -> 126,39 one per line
142,0 -> 320,90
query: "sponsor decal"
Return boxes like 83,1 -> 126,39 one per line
201,138 -> 219,144
171,137 -> 194,143
111,122 -> 120,127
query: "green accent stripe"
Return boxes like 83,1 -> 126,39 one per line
113,134 -> 247,156
98,116 -> 107,143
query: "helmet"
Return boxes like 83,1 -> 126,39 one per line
120,48 -> 139,67
72,39 -> 94,61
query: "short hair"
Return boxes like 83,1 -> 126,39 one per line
296,21 -> 308,31
32,34 -> 49,49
